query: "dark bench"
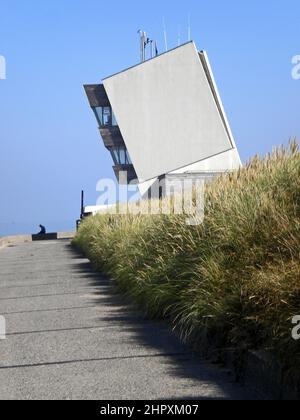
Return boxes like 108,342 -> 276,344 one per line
31,233 -> 58,241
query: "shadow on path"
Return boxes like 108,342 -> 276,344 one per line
67,243 -> 257,401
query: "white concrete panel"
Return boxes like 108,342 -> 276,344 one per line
170,148 -> 242,174
138,178 -> 158,198
103,42 -> 234,182
199,51 -> 238,151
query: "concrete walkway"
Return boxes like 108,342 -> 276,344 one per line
0,240 -> 255,400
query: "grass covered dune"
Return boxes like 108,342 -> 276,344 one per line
74,143 -> 300,372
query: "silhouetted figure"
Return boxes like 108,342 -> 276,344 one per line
38,225 -> 46,235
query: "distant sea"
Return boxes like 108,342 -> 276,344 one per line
0,221 -> 76,237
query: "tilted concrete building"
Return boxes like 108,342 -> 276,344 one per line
84,41 -> 241,198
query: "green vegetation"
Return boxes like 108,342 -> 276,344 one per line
74,142 -> 300,372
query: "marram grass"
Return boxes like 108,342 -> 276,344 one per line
74,142 -> 300,372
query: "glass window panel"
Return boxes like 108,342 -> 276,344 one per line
110,148 -> 132,165
94,107 -> 103,126
112,112 -> 118,126
103,107 -> 112,126
126,151 -> 132,164
94,106 -> 117,127
119,148 -> 126,165
111,149 -> 119,164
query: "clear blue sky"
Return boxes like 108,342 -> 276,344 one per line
0,0 -> 299,236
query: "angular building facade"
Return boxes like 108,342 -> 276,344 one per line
84,84 -> 137,184
84,41 -> 241,198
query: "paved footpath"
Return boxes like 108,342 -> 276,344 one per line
0,240 -> 257,400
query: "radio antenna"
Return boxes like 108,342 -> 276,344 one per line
155,41 -> 159,56
188,13 -> 191,41
177,25 -> 181,46
138,30 -> 148,62
163,17 -> 168,52
150,40 -> 154,58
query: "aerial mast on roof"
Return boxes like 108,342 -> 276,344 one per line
138,30 -> 147,62
138,30 -> 158,62
162,18 -> 168,52
188,13 -> 191,41
177,25 -> 181,46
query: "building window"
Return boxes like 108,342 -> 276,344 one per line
111,149 -> 119,165
112,112 -> 118,127
119,148 -> 126,165
103,107 -> 112,126
126,150 -> 132,164
94,106 -> 118,127
94,107 -> 104,126
110,147 -> 132,165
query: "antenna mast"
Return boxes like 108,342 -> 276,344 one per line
163,18 -> 168,52
178,25 -> 181,46
138,30 -> 158,62
138,30 -> 147,62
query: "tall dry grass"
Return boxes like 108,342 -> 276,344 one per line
74,142 -> 300,372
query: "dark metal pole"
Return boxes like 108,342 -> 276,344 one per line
81,190 -> 84,218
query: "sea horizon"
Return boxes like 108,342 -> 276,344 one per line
0,220 -> 76,237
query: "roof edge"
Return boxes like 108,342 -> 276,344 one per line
102,41 -> 195,82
